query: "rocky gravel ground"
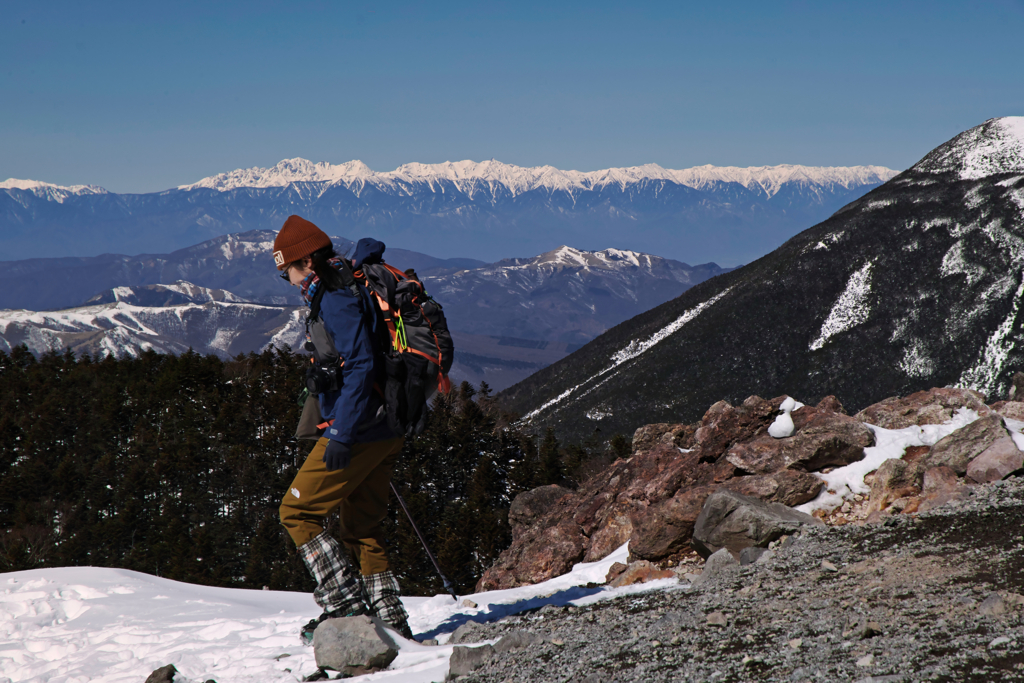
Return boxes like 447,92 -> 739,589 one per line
447,477 -> 1024,682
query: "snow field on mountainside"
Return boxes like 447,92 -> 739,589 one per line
521,287 -> 732,421
1,545 -> 678,683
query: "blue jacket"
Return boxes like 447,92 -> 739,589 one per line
316,238 -> 395,445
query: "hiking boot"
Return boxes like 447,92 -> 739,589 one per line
299,605 -> 368,644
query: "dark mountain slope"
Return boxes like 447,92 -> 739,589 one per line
500,118 -> 1024,444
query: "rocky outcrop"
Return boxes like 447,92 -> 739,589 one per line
852,387 -> 989,430
479,385 -> 1024,592
479,394 -> 846,590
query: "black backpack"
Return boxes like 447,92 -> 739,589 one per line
302,253 -> 454,437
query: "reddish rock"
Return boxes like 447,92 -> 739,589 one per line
477,521 -> 586,590
853,388 -> 990,429
816,395 -> 846,414
966,436 -> 1024,483
867,458 -> 924,512
607,560 -> 675,587
692,396 -> 782,462
509,484 -> 572,529
631,423 -> 696,455
605,562 -> 627,583
725,411 -> 874,474
583,510 -> 632,562
628,486 -> 716,561
720,470 -> 823,506
903,445 -> 930,463
918,466 -> 971,512
994,401 -> 1024,422
920,414 -> 1009,475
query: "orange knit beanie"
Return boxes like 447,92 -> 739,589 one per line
273,215 -> 332,270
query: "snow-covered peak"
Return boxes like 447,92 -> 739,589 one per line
497,245 -> 660,272
176,159 -> 899,197
912,117 -> 1024,180
1,178 -> 108,199
670,164 -> 899,197
177,158 -> 376,191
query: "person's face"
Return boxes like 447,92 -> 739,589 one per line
283,258 -> 314,287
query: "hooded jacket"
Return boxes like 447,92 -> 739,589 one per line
316,238 -> 395,446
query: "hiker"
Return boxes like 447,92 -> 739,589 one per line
273,215 -> 413,641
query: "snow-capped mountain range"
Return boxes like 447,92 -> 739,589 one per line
0,235 -> 729,390
175,158 -> 896,200
430,245 -> 731,344
502,116 -> 1024,444
1,158 -> 897,265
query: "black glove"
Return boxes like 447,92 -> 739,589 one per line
323,439 -> 353,471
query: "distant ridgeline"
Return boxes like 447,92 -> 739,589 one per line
0,160 -> 896,266
0,232 -> 732,392
0,347 -> 622,594
502,117 -> 1024,445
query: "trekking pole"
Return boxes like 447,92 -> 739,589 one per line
390,481 -> 459,602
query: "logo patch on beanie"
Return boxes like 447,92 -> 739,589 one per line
274,250 -> 285,267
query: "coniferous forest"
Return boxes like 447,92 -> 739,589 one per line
0,346 -> 625,596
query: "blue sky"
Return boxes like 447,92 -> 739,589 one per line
2,0 -> 1023,193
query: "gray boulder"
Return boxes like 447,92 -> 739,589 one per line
313,615 -> 398,672
966,436 -> 1024,483
449,620 -> 489,644
447,644 -> 495,679
691,489 -> 823,559
691,547 -> 739,587
921,414 -> 1008,475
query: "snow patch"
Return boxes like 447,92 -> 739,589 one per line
958,275 -> 1024,395
809,262 -> 873,351
797,408 -> 982,514
522,288 -> 732,421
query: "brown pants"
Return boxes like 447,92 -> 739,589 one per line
280,435 -> 405,576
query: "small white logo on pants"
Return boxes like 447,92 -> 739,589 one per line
291,487 -> 301,498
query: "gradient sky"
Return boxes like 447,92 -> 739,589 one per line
3,0 -> 1023,193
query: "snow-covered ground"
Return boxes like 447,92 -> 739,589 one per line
2,401 -> 1007,683
0,544 -> 678,683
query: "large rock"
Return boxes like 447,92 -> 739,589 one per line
994,401 -> 1024,421
720,470 -> 823,506
448,644 -> 495,679
692,396 -> 782,462
313,616 -> 398,672
725,411 -> 874,474
854,388 -> 989,430
632,422 -> 696,455
966,437 -> 1024,483
508,485 -> 572,531
920,414 -> 1009,475
868,458 -> 924,512
691,547 -> 739,587
917,466 -> 971,512
691,489 -> 823,559
628,485 -> 715,561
